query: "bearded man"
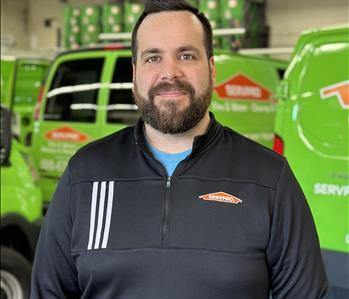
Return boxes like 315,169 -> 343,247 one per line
31,1 -> 328,298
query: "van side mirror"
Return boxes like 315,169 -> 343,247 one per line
0,106 -> 12,166
277,80 -> 290,101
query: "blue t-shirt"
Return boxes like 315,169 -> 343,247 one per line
148,144 -> 192,176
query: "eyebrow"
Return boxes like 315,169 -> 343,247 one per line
140,45 -> 201,60
177,46 -> 201,56
140,48 -> 162,60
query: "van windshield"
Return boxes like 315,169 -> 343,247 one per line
44,58 -> 103,122
107,57 -> 139,124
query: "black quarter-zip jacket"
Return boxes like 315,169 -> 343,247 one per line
31,115 -> 328,299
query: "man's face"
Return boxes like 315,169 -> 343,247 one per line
133,11 -> 216,134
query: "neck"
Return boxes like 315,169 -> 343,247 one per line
144,112 -> 210,154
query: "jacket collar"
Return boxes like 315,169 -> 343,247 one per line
134,112 -> 223,158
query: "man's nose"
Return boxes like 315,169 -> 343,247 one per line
160,58 -> 184,81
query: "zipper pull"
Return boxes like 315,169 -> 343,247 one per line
167,176 -> 171,189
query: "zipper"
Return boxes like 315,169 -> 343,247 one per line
136,139 -> 191,246
161,176 -> 171,245
159,156 -> 193,246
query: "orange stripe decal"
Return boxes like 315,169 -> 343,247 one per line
320,80 -> 349,109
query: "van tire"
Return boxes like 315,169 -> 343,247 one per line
0,246 -> 31,299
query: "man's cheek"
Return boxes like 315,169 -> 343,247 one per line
136,83 -> 148,98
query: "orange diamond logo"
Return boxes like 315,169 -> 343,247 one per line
214,73 -> 273,101
45,126 -> 89,142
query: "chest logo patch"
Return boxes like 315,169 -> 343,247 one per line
199,192 -> 242,205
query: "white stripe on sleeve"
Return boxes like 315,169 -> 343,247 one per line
94,181 -> 107,249
101,181 -> 115,249
87,182 -> 99,250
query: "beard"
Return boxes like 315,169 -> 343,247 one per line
133,78 -> 213,134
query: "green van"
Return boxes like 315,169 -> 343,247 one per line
0,57 -> 50,146
1,105 -> 43,299
273,24 -> 348,297
31,45 -> 286,203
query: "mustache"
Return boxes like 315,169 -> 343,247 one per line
149,80 -> 195,98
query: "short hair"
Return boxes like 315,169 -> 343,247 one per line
131,0 -> 213,64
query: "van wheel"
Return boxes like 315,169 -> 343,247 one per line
0,246 -> 31,299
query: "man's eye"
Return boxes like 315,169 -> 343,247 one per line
180,54 -> 195,61
145,56 -> 160,64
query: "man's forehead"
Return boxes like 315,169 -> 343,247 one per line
140,10 -> 202,27
136,10 -> 204,45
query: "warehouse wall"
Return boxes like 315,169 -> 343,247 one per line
1,0 -> 348,52
267,0 -> 349,48
1,0 -> 30,50
28,0 -> 63,50
27,0 -> 109,50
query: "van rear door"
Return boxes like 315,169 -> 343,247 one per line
13,59 -> 50,145
276,27 -> 349,254
0,57 -> 16,108
212,52 -> 286,148
290,31 -> 349,253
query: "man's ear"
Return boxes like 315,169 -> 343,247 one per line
209,56 -> 216,85
132,63 -> 136,92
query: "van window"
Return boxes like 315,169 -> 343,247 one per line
107,57 -> 139,124
44,58 -> 104,122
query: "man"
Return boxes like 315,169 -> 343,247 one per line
31,1 -> 328,298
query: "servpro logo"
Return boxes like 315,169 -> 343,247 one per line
214,74 -> 273,101
314,183 -> 349,197
320,80 -> 349,109
199,192 -> 242,205
45,126 -> 89,142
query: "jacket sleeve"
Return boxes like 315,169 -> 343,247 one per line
266,159 -> 329,298
31,164 -> 80,298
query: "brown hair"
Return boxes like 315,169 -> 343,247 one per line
131,0 -> 213,64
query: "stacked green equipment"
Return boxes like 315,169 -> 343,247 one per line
273,25 -> 349,295
199,0 -> 221,47
220,0 -> 267,50
0,56 -> 50,146
243,1 -> 268,48
102,3 -> 123,40
63,6 -> 81,49
80,4 -> 101,46
123,1 -> 143,33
